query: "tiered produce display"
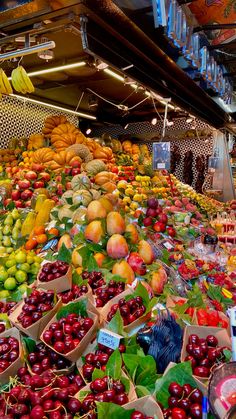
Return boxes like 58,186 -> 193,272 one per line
0,115 -> 235,419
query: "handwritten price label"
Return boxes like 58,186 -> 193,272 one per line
98,329 -> 122,350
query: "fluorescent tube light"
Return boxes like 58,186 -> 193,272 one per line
8,61 -> 87,79
10,94 -> 96,120
103,68 -> 124,82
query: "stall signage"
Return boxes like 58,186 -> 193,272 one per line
0,0 -> 32,12
97,328 -> 122,350
152,142 -> 170,170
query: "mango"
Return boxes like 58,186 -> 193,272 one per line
112,260 -> 135,284
87,200 -> 107,222
84,220 -> 104,244
125,224 -> 139,244
98,197 -> 113,213
106,212 -> 125,236
72,245 -> 84,267
94,252 -> 106,268
58,234 -> 73,250
107,234 -> 129,259
138,240 -> 155,264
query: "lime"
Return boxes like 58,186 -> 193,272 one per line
0,290 -> 10,299
15,251 -> 26,264
0,269 -> 8,282
15,270 -> 27,283
4,277 -> 16,290
7,266 -> 17,276
5,258 -> 16,268
18,263 -> 30,273
26,255 -> 35,265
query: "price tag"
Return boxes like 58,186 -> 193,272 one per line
163,241 -> 173,250
97,329 -> 123,350
157,163 -> 166,169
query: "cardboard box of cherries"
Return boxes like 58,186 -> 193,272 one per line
181,325 -> 232,382
0,327 -> 23,384
40,298 -> 98,362
9,288 -> 62,340
100,282 -> 157,334
37,260 -> 72,292
124,395 -> 164,419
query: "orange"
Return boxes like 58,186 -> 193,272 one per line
48,227 -> 59,237
36,234 -> 47,244
25,238 -> 38,250
34,226 -> 45,236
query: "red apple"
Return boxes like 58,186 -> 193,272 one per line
127,252 -> 147,275
25,171 -> 37,181
153,221 -> 166,232
11,190 -> 21,200
57,184 -> 63,196
21,189 -> 33,201
155,207 -> 163,215
166,227 -> 176,237
143,217 -> 153,227
52,196 -> 59,203
55,175 -> 62,182
39,172 -> 50,182
146,208 -> 157,217
5,167 -> 12,174
158,213 -> 168,224
18,180 -> 31,190
4,198 -> 12,207
66,182 -> 72,190
33,180 -> 45,189
15,200 -> 25,208
25,200 -> 32,207
71,168 -> 81,176
71,160 -> 81,168
64,168 -> 71,175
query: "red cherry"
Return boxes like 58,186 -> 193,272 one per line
172,407 -> 187,419
168,382 -> 183,398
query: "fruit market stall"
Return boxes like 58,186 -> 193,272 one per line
0,110 -> 235,419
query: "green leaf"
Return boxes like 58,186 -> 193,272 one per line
132,281 -> 150,307
136,385 -> 151,398
207,285 -> 232,306
7,288 -> 24,302
92,368 -> 106,380
57,243 -> 72,264
124,334 -> 142,354
87,254 -> 99,272
22,336 -> 36,354
72,270 -> 84,286
105,349 -> 122,380
120,375 -> 130,393
45,251 -> 57,262
101,256 -> 117,270
65,197 -> 73,205
172,303 -> 189,316
155,362 -> 197,408
97,402 -> 133,419
107,310 -> 126,336
73,231 -> 86,246
0,314 -> 10,329
78,246 -> 92,268
186,284 -> 206,308
56,299 -> 87,320
223,349 -> 232,363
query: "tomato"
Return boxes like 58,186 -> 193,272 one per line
218,319 -> 228,329
186,307 -> 194,317
175,300 -> 186,306
207,310 -> 219,327
197,309 -> 208,326
111,167 -> 118,174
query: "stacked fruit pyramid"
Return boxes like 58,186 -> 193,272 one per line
0,115 -> 234,419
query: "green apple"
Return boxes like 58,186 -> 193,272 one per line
4,277 -> 16,290
15,270 -> 27,283
15,251 -> 26,264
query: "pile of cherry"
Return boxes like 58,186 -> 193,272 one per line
0,336 -> 19,373
163,382 -> 203,419
94,279 -> 125,308
17,289 -> 56,328
0,368 -> 85,419
82,271 -> 105,290
42,312 -> 94,354
107,296 -> 146,325
82,342 -> 126,381
184,334 -> 228,378
38,261 -> 69,283
27,342 -> 71,374
59,284 -> 88,304
131,413 -> 154,419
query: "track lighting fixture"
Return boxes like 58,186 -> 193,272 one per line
151,117 -> 158,125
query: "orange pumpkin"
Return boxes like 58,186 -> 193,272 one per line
33,148 -> 55,165
42,115 -> 68,137
93,146 -> 115,163
94,171 -> 118,185
48,150 -> 81,173
51,123 -> 86,151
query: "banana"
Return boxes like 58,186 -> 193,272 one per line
0,69 -> 12,94
0,69 -> 7,94
11,67 -> 27,94
18,66 -> 34,93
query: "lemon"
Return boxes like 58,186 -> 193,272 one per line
4,277 -> 16,290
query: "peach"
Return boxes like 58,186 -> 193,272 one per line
138,240 -> 155,265
112,260 -> 135,284
106,234 -> 129,259
98,197 -> 113,213
125,224 -> 139,244
149,266 -> 168,294
58,234 -> 72,250
94,252 -> 106,268
87,200 -> 107,222
84,220 -> 104,244
106,211 -> 126,235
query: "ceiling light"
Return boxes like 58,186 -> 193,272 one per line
151,117 -> 158,125
167,120 -> 174,126
86,128 -> 92,135
131,84 -> 138,90
145,91 -> 151,97
103,68 -> 124,82
10,94 -> 96,120
8,61 -> 87,79
186,117 -> 193,123
124,123 -> 129,129
96,60 -> 109,70
38,49 -> 54,61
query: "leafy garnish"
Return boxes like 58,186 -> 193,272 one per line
107,310 -> 126,336
57,243 -> 72,264
56,299 -> 87,320
105,349 -> 122,380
